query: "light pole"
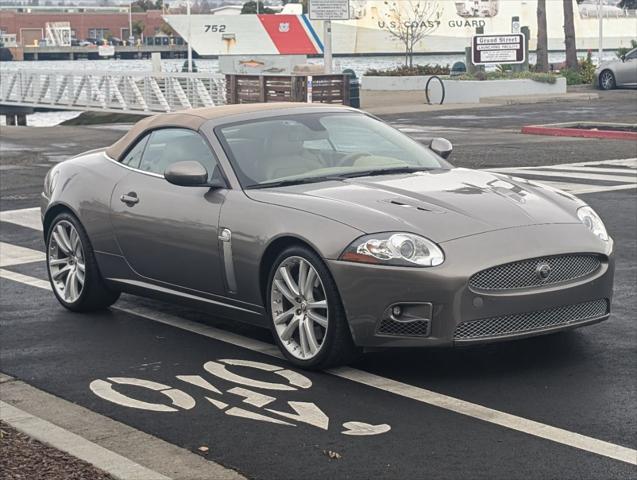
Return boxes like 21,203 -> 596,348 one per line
128,1 -> 133,45
187,0 -> 193,72
324,20 -> 332,74
597,0 -> 603,65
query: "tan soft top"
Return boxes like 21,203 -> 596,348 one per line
105,103 -> 350,161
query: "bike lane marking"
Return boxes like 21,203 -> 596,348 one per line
1,261 -> 636,466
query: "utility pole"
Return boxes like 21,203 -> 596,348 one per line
128,1 -> 133,44
187,0 -> 193,72
597,0 -> 603,65
324,20 -> 332,74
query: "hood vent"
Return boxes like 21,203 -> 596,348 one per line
385,199 -> 431,212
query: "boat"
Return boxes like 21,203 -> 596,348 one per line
164,0 -> 637,57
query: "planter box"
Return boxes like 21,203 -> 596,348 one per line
362,75 -> 433,91
361,76 -> 567,105
443,78 -> 567,103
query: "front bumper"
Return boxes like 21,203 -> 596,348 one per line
328,223 -> 614,348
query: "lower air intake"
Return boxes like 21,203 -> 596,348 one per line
454,299 -> 609,341
378,318 -> 431,337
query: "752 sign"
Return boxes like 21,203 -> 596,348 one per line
204,24 -> 227,33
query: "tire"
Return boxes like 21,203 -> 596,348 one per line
46,212 -> 120,312
599,70 -> 616,90
266,245 -> 359,370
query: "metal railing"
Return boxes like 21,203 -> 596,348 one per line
0,69 -> 227,114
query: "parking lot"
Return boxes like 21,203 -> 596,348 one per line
1,92 -> 636,479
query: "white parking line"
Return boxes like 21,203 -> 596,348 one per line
500,166 -> 637,175
0,401 -> 171,480
566,158 -> 637,168
0,207 -> 42,231
0,242 -> 45,267
523,182 -> 637,195
1,261 -> 635,466
486,158 -> 637,194
492,169 -> 636,183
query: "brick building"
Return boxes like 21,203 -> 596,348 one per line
0,7 -> 169,45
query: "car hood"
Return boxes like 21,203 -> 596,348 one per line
245,168 -> 585,243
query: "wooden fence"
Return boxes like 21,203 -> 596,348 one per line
226,74 -> 350,106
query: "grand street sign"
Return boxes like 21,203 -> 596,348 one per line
471,33 -> 525,65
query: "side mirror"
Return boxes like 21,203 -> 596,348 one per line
430,137 -> 453,159
621,54 -> 626,62
164,161 -> 209,187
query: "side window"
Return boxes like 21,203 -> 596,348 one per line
626,50 -> 637,61
138,128 -> 220,180
121,134 -> 149,169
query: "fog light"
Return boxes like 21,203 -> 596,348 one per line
392,306 -> 402,317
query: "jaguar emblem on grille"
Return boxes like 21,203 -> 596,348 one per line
536,262 -> 552,281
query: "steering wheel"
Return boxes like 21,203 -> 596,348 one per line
336,152 -> 371,167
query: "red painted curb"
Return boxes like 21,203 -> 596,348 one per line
521,125 -> 637,141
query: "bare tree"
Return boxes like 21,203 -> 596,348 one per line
536,0 -> 549,72
378,1 -> 441,67
563,0 -> 578,69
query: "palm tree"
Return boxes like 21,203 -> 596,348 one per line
536,0 -> 548,72
563,0 -> 578,70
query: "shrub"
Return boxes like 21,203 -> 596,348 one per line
560,68 -> 584,85
454,71 -> 557,84
579,51 -> 596,84
365,64 -> 450,76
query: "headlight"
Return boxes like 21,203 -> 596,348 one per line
577,206 -> 609,241
340,232 -> 444,267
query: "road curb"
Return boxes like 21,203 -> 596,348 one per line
0,375 -> 246,480
521,124 -> 637,141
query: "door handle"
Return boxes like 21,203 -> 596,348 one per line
120,192 -> 139,205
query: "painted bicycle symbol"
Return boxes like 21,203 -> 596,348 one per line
90,358 -> 391,436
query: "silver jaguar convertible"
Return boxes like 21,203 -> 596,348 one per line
41,103 -> 615,369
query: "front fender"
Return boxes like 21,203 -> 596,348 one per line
220,190 -> 364,306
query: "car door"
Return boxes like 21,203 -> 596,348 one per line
110,128 -> 227,296
616,49 -> 637,86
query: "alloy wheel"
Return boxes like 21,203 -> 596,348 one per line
270,256 -> 329,360
600,71 -> 615,90
48,220 -> 85,303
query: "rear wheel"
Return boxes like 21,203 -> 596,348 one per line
46,212 -> 120,312
599,70 -> 616,90
267,246 -> 358,370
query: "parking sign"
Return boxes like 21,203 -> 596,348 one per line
472,33 -> 525,65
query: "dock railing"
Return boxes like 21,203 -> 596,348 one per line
0,69 -> 227,114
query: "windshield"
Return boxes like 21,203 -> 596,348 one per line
215,112 -> 451,189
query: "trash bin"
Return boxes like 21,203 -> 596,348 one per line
450,61 -> 467,77
343,68 -> 360,108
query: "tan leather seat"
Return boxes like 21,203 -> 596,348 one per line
262,135 -> 324,181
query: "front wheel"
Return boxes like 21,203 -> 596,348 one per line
599,70 -> 616,90
267,246 -> 358,370
46,212 -> 120,312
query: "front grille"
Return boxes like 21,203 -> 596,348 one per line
469,254 -> 602,291
378,318 -> 430,337
454,299 -> 609,341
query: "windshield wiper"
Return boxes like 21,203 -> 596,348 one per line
340,166 -> 434,178
246,176 -> 344,189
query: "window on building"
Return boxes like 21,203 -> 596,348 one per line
88,28 -> 109,40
